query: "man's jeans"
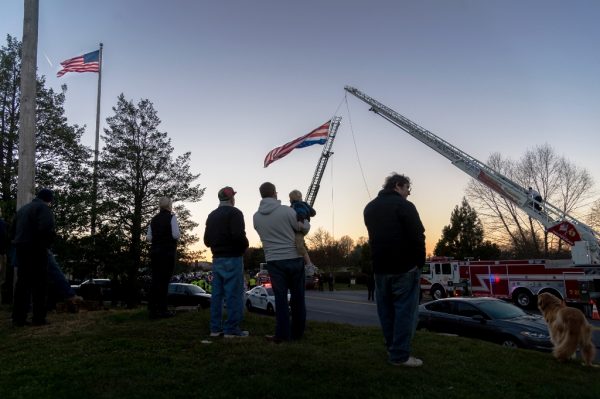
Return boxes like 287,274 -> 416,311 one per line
210,257 -> 244,334
375,269 -> 421,363
266,257 -> 306,341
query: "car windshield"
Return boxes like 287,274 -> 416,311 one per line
476,300 -> 527,319
187,285 -> 206,294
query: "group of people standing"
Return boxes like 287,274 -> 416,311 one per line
148,172 -> 426,367
147,182 -> 313,343
10,171 -> 425,368
202,183 -> 311,342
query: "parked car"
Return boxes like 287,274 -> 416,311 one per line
245,284 -> 290,314
167,283 -> 211,309
73,278 -> 112,301
417,297 -> 552,351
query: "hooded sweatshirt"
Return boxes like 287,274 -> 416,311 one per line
253,197 -> 310,261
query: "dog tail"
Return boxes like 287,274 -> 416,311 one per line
580,324 -> 596,366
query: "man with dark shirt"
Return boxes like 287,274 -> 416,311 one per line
204,186 -> 249,338
364,173 -> 425,367
146,196 -> 180,319
12,189 -> 56,326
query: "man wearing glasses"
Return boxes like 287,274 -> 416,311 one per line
364,173 -> 425,367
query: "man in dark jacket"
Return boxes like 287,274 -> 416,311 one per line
12,189 -> 56,326
146,196 -> 180,319
204,186 -> 249,338
364,173 -> 425,367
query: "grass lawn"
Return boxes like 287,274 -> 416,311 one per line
1,304 -> 599,399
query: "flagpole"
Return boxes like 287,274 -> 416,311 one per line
91,43 -> 103,237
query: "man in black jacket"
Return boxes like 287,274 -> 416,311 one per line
12,189 -> 56,326
364,173 -> 425,367
146,196 -> 180,319
204,186 -> 249,338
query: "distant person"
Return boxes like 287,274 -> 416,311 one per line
527,187 -> 543,212
366,272 -> 375,301
146,196 -> 180,319
0,209 -> 7,304
204,186 -> 250,338
327,273 -> 334,291
288,190 -> 316,273
12,189 -> 56,327
364,173 -> 425,367
254,182 -> 309,343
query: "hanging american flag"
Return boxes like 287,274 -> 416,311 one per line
57,50 -> 100,77
264,121 -> 331,168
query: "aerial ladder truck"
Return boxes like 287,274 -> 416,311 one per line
345,86 -> 600,310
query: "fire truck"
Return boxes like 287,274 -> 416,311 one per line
345,86 -> 600,312
420,256 -> 600,309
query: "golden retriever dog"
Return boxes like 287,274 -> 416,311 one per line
537,292 -> 595,366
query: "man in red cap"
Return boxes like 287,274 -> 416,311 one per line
204,186 -> 249,338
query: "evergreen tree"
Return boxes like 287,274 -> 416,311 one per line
434,197 -> 500,260
99,94 -> 204,305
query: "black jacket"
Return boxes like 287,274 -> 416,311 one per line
150,209 -> 177,253
363,189 -> 425,274
204,205 -> 249,258
12,198 -> 56,249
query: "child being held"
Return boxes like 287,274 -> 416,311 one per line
289,190 -> 316,270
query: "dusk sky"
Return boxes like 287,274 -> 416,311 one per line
2,0 -> 599,258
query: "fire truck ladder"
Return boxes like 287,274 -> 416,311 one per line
305,116 -> 342,207
344,86 -> 600,265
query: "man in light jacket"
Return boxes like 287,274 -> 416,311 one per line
253,182 -> 309,343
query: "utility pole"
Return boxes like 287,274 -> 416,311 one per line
17,0 -> 39,209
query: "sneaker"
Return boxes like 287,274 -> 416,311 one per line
389,356 -> 423,367
209,331 -> 224,337
224,330 -> 249,338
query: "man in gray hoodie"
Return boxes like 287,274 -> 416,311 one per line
253,182 -> 310,342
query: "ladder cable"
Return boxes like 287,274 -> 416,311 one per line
345,93 -> 371,200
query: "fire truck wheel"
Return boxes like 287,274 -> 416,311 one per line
500,336 -> 520,349
430,285 -> 446,300
513,290 -> 534,309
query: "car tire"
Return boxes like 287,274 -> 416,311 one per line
246,300 -> 253,312
430,285 -> 446,300
266,303 -> 275,315
513,290 -> 534,309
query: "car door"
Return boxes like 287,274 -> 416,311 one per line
424,300 -> 458,333
249,287 -> 262,309
453,302 -> 494,342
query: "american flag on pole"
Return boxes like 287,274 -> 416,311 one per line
57,50 -> 100,77
264,121 -> 331,168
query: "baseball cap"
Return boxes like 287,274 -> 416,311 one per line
218,186 -> 236,201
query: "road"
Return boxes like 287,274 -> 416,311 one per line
304,289 -> 600,362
